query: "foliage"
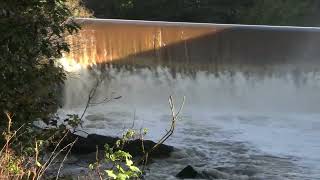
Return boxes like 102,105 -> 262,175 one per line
89,129 -> 142,180
0,0 -> 80,131
66,0 -> 93,18
84,0 -> 251,23
0,95 -> 184,179
104,150 -> 141,180
0,113 -> 51,179
0,113 -> 78,179
88,96 -> 185,180
238,0 -> 317,26
83,0 -> 320,26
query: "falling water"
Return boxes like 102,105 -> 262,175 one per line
61,18 -> 320,179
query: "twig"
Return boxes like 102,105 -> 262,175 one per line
79,77 -> 120,122
37,139 -> 77,180
130,109 -> 136,129
95,146 -> 103,180
37,131 -> 70,179
73,129 -> 89,135
55,139 -> 77,180
79,79 -> 100,122
139,128 -> 147,171
136,96 -> 185,165
0,124 -> 24,155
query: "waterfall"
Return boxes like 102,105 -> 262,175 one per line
60,18 -> 320,179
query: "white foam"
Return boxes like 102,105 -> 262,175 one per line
60,66 -> 320,178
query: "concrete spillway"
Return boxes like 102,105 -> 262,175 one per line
65,18 -> 320,73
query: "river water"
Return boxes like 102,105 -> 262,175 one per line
58,18 -> 320,179
59,65 -> 320,179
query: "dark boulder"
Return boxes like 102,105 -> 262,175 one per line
176,165 -> 202,179
176,166 -> 236,179
61,133 -> 174,159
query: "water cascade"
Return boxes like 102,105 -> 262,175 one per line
61,18 -> 320,179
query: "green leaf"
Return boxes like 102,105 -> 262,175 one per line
125,158 -> 133,166
117,165 -> 125,173
117,173 -> 129,180
106,170 -> 117,179
110,154 -> 116,161
143,128 -> 148,135
89,163 -> 94,170
116,140 -> 121,147
129,165 -> 141,173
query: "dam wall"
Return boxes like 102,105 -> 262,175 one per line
65,18 -> 320,73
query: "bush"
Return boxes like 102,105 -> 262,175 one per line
0,0 -> 80,130
0,113 -> 77,179
66,0 -> 93,18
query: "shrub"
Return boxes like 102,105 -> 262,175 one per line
0,0 -> 79,130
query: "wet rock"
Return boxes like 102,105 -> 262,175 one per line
176,166 -> 240,179
176,165 -> 202,179
62,133 -> 174,159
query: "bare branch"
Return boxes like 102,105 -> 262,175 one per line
136,96 -> 185,165
55,139 -> 77,180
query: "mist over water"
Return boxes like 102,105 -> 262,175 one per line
60,19 -> 320,179
60,65 -> 320,179
63,66 -> 320,113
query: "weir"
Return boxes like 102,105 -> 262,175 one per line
61,19 -> 320,179
65,18 -> 320,74
63,18 -> 320,112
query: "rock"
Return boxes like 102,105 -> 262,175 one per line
126,139 -> 174,158
176,165 -> 201,179
60,133 -> 174,159
176,166 -> 246,180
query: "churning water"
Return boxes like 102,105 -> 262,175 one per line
58,65 -> 320,179
59,19 -> 320,179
